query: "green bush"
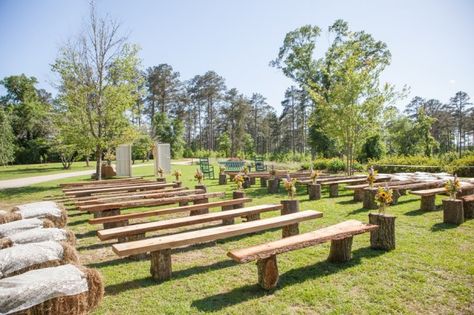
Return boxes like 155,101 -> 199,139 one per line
313,158 -> 330,170
327,158 -> 346,173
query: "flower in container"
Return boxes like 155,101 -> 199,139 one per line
194,169 -> 204,184
310,169 -> 321,184
445,175 -> 462,199
234,174 -> 245,191
172,169 -> 182,182
157,167 -> 164,178
367,166 -> 377,188
375,185 -> 393,214
283,177 -> 297,199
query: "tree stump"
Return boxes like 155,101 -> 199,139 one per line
94,209 -> 128,229
243,177 -> 251,189
221,205 -> 235,225
195,184 -> 207,193
391,189 -> 401,205
420,195 -> 436,211
233,191 -> 246,208
267,179 -> 279,194
459,188 -> 474,197
443,199 -> 464,225
191,197 -> 209,216
174,181 -> 182,188
218,174 -> 227,185
121,234 -> 147,260
150,249 -> 172,281
399,189 -> 407,196
257,255 -> 279,290
250,177 -> 256,185
260,178 -> 267,187
156,178 -> 166,183
353,188 -> 364,202
327,236 -> 353,263
308,184 -> 321,200
463,200 -> 474,219
281,200 -> 299,238
329,183 -> 339,197
369,213 -> 396,251
363,189 -> 378,210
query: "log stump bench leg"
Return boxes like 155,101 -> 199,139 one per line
156,178 -> 166,183
463,200 -> 474,219
354,188 -> 364,202
260,177 -> 267,187
250,177 -> 256,185
369,213 -> 396,250
327,236 -> 353,263
391,189 -> 401,205
121,234 -> 147,260
218,174 -> 227,185
243,177 -> 251,189
94,209 -> 128,229
245,213 -> 261,222
191,198 -> 209,216
443,199 -> 464,225
267,179 -> 279,194
420,195 -> 436,211
281,200 -> 299,238
174,181 -> 182,188
150,249 -> 172,281
257,255 -> 279,290
329,183 -> 339,198
399,189 -> 407,196
363,190 -> 378,210
221,205 -> 235,225
308,184 -> 321,200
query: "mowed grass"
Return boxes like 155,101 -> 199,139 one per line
0,164 -> 473,314
0,161 -> 95,180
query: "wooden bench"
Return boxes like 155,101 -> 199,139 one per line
220,161 -> 246,172
64,182 -> 177,197
345,180 -> 416,202
69,187 -> 188,202
410,183 -> 474,211
88,197 -> 252,225
112,210 -> 323,281
227,220 -> 378,290
460,194 -> 474,219
322,176 -> 391,198
61,179 -> 154,192
97,204 -> 283,241
59,177 -> 145,188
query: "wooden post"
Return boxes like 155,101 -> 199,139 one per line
420,195 -> 436,211
232,191 -> 245,208
268,179 -> 279,194
443,199 -> 464,225
257,255 -> 279,290
260,177 -> 267,187
327,236 -> 353,263
94,209 -> 127,229
399,189 -> 407,196
150,249 -> 172,281
369,213 -> 396,251
243,176 -> 251,189
221,205 -> 235,225
195,184 -> 207,193
156,178 -> 166,183
191,197 -> 209,215
363,189 -> 378,210
308,184 -> 321,200
353,188 -> 364,202
329,183 -> 339,197
218,174 -> 227,185
250,177 -> 256,185
463,200 -> 474,219
281,200 -> 299,238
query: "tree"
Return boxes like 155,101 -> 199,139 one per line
272,20 -> 396,174
217,132 -> 231,156
359,135 -> 384,162
0,108 -> 16,166
153,112 -> 185,158
132,132 -> 153,163
448,91 -> 472,157
221,89 -> 251,157
52,3 -> 142,179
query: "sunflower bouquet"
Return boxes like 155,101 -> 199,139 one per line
445,175 -> 462,199
242,165 -> 249,175
219,166 -> 226,175
234,174 -> 245,190
283,178 -> 297,199
194,169 -> 204,184
375,186 -> 393,214
157,167 -> 164,178
172,169 -> 182,182
367,166 -> 377,188
310,169 -> 321,184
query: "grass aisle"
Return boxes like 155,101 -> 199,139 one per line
0,164 -> 472,314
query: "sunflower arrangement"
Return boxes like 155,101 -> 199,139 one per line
234,174 -> 245,190
310,169 -> 321,184
367,166 -> 377,188
157,167 -> 164,178
242,165 -> 249,175
445,175 -> 462,199
283,178 -> 297,199
194,169 -> 204,184
219,166 -> 226,175
375,186 -> 393,214
172,169 -> 182,182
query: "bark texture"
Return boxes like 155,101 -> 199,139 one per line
443,199 -> 464,225
94,209 -> 127,229
329,184 -> 339,198
420,195 -> 436,211
267,179 -> 279,194
281,200 -> 299,238
327,236 -> 353,263
369,213 -> 396,251
191,197 -> 209,216
363,189 -> 378,210
308,184 -> 321,200
150,249 -> 172,281
353,188 -> 364,202
257,255 -> 279,290
218,174 -> 227,185
463,200 -> 474,219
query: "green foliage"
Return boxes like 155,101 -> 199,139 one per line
327,158 -> 346,173
0,108 -> 16,165
359,135 -> 385,162
217,132 -> 231,157
242,133 -> 254,157
132,132 -> 153,162
153,112 -> 185,158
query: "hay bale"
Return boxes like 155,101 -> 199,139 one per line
0,211 -> 22,224
0,238 -> 13,249
0,241 -> 79,279
0,264 -> 104,315
0,218 -> 47,238
10,202 -> 67,228
0,228 -> 76,249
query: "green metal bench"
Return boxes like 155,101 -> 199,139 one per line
199,158 -> 215,179
254,156 -> 267,172
219,160 -> 246,172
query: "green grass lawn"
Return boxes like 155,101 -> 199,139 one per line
0,161 -> 95,180
0,164 -> 473,314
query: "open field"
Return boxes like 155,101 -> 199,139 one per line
0,164 -> 473,314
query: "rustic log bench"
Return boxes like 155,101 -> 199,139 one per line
345,180 -> 415,202
60,177 -> 145,188
97,204 -> 283,241
227,220 -> 378,290
409,182 -> 474,211
61,180 -> 155,193
64,182 -> 178,197
68,187 -> 188,202
112,210 -> 323,281
322,176 -> 391,198
461,194 -> 474,219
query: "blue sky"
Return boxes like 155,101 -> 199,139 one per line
0,0 -> 473,112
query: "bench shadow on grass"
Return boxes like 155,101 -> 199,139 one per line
430,222 -> 460,232
191,247 -> 385,312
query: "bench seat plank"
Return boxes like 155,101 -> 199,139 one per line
345,180 -> 416,190
70,187 -> 187,202
112,210 -> 323,257
88,198 -> 252,225
411,182 -> 474,196
228,220 -> 378,263
97,204 -> 283,240
323,176 -> 390,186
65,183 -> 176,197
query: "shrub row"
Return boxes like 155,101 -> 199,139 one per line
301,158 -> 364,173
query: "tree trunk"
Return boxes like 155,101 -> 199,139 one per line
281,200 -> 299,238
257,255 -> 279,290
308,184 -> 321,200
443,199 -> 464,225
327,236 -> 353,263
420,195 -> 436,211
354,188 -> 364,202
363,189 -> 378,209
329,184 -> 339,198
95,146 -> 103,181
191,197 -> 209,216
463,200 -> 474,219
93,209 -> 127,229
369,213 -> 396,251
150,249 -> 171,281
218,174 -> 227,185
268,179 -> 279,194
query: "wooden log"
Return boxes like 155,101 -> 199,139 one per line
195,184 -> 207,193
191,198 -> 209,216
218,174 -> 227,185
328,183 -> 339,198
420,195 -> 436,211
281,200 -> 299,238
221,205 -> 235,225
363,189 -> 378,210
243,177 -> 251,189
369,213 -> 396,251
250,177 -> 256,185
94,209 -> 128,229
443,199 -> 464,225
354,188 -> 364,202
391,189 -> 401,205
459,188 -> 474,197
257,255 -> 279,290
174,181 -> 182,188
399,189 -> 407,196
156,178 -> 166,183
327,236 -> 353,263
150,249 -> 172,281
308,184 -> 321,200
121,233 -> 147,260
260,177 -> 267,187
267,179 -> 279,194
463,200 -> 474,219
